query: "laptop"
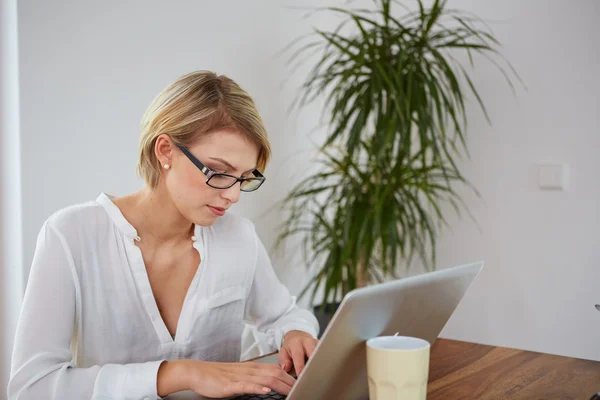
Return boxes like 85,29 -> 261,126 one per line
172,261 -> 483,400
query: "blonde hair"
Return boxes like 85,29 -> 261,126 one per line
137,70 -> 271,188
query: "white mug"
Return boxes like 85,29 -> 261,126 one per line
366,336 -> 431,400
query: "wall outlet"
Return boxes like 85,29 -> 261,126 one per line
538,163 -> 569,191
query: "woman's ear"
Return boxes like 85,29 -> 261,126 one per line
155,134 -> 174,167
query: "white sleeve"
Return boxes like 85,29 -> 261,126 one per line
8,221 -> 165,400
243,229 -> 319,351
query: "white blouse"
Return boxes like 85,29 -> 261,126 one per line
8,193 -> 318,400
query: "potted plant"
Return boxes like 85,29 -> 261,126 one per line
277,0 -> 519,335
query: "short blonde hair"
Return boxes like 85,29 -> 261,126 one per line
137,70 -> 271,188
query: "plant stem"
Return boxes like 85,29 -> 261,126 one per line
357,254 -> 369,288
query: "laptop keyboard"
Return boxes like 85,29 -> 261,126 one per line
235,392 -> 286,399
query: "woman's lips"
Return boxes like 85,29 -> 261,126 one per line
207,205 -> 226,216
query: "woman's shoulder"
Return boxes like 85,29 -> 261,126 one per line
44,194 -> 113,234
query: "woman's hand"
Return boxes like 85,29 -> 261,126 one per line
175,359 -> 297,398
278,330 -> 319,377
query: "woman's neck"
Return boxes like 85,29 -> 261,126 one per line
118,186 -> 194,246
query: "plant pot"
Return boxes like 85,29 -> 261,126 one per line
313,302 -> 340,339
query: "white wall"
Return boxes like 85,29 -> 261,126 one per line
435,0 -> 600,361
1,0 -> 23,394
17,0 -> 600,365
18,0 -> 330,302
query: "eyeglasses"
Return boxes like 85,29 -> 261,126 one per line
176,144 -> 265,192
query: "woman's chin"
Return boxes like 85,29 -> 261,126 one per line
189,208 -> 220,227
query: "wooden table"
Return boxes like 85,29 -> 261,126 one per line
429,339 -> 600,399
169,339 -> 600,399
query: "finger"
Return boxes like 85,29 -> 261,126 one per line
304,339 -> 318,358
273,364 -> 297,388
251,372 -> 294,395
283,363 -> 292,373
277,349 -> 292,372
252,364 -> 296,388
290,343 -> 306,377
230,380 -> 272,396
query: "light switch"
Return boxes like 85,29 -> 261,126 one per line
538,163 -> 568,191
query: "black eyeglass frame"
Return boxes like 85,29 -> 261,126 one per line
176,144 -> 265,192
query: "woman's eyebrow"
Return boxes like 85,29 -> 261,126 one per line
208,157 -> 256,173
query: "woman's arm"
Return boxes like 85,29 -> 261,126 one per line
8,221 -> 165,400
157,360 -> 189,396
157,359 -> 296,398
243,226 -> 319,353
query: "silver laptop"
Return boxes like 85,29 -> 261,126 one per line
172,261 -> 483,400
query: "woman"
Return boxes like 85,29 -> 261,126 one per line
8,71 -> 319,399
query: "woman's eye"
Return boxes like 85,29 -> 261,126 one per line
207,166 -> 227,174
